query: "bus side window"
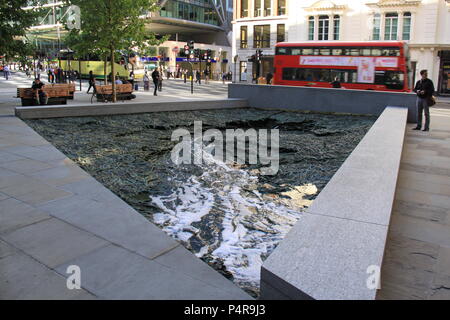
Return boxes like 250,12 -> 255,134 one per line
291,48 -> 302,55
375,71 -> 385,84
391,49 -> 400,56
276,47 -> 288,55
372,48 -> 382,56
313,48 -> 320,55
303,48 -> 313,55
349,48 -> 360,56
320,48 -> 331,55
331,48 -> 341,56
362,49 -> 371,56
346,70 -> 357,83
282,68 -> 295,80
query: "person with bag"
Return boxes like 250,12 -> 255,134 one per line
413,69 -> 435,132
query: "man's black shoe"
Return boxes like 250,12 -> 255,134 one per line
412,127 -> 421,130
423,128 -> 429,132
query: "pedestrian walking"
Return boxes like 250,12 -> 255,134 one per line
183,69 -> 187,83
195,70 -> 201,84
4,65 -> 10,80
413,69 -> 435,132
151,68 -> 160,96
87,71 -> 96,94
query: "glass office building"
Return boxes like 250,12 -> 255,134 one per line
160,0 -> 221,26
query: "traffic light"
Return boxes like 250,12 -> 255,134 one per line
185,41 -> 195,59
207,49 -> 212,60
256,49 -> 263,61
194,49 -> 200,59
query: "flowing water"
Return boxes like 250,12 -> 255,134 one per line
26,108 -> 375,297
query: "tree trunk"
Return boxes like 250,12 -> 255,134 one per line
111,47 -> 116,103
104,53 -> 108,85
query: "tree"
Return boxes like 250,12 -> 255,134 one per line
63,29 -> 112,84
0,0 -> 41,59
67,0 -> 162,102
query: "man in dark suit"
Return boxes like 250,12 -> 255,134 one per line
151,69 -> 160,96
413,69 -> 435,132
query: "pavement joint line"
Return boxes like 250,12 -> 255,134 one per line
0,212 -> 53,236
304,208 -> 392,227
148,243 -> 181,261
0,232 -> 99,298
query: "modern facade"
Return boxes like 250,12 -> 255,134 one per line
25,0 -> 234,77
232,0 -> 450,95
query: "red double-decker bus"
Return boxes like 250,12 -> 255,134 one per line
273,41 -> 412,92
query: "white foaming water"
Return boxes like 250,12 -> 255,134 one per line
150,145 -> 304,293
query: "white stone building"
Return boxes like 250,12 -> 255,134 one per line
232,0 -> 450,94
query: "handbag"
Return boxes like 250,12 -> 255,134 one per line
428,96 -> 436,107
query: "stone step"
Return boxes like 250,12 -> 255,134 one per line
15,99 -> 249,119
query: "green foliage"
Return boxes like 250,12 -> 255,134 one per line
0,0 -> 41,58
63,0 -> 164,100
64,0 -> 162,55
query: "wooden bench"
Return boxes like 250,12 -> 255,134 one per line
93,83 -> 135,102
48,83 -> 76,99
17,87 -> 69,106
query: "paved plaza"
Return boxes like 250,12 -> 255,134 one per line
0,71 -> 229,116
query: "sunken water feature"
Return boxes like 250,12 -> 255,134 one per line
26,109 -> 375,297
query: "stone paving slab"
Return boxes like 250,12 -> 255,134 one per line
36,194 -> 181,260
0,111 -> 251,300
378,103 -> 450,300
261,212 -> 388,300
0,198 -> 50,234
2,218 -> 109,268
0,246 -> 95,300
55,244 -> 251,300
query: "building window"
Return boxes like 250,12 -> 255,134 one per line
308,16 -> 315,40
373,13 -> 381,40
277,0 -> 286,15
240,26 -> 248,49
318,15 -> 329,41
254,25 -> 271,48
277,24 -> 285,43
241,0 -> 249,18
264,0 -> 272,16
402,12 -> 411,40
384,13 -> 398,40
254,0 -> 262,17
333,15 -> 340,40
